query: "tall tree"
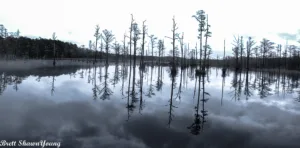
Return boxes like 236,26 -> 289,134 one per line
149,34 -> 157,64
52,32 -> 57,66
232,35 -> 240,70
158,39 -> 165,65
193,10 -> 206,68
202,14 -> 211,70
132,23 -> 140,67
260,38 -> 274,68
129,14 -> 134,64
141,20 -> 147,66
277,44 -> 282,71
246,37 -> 255,70
94,25 -> 101,64
177,33 -> 184,66
240,36 -> 244,69
102,29 -> 115,64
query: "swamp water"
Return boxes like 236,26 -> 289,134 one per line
0,65 -> 299,148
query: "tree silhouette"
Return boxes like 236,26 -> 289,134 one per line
93,25 -> 101,64
102,29 -> 115,64
52,32 -> 57,66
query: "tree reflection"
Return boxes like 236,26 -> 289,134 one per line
50,76 -> 55,96
99,63 -> 113,100
111,61 -> 120,88
167,66 -> 178,127
221,69 -> 226,106
155,66 -> 163,92
230,71 -> 239,101
188,73 -> 209,135
146,66 -> 155,98
258,72 -> 272,98
244,70 -> 253,100
138,64 -> 145,113
0,73 -> 8,95
92,67 -> 99,100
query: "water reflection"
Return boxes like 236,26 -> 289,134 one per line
167,67 -> 178,127
0,65 -> 300,147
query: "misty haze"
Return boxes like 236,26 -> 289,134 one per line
0,0 -> 300,148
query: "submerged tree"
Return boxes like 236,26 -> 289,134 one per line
158,39 -> 165,65
260,38 -> 275,68
246,37 -> 255,70
140,20 -> 147,67
193,10 -> 206,68
52,32 -> 57,66
131,23 -> 140,100
113,41 -> 121,61
165,16 -> 179,72
93,25 -> 101,64
149,34 -> 157,64
202,14 -> 212,70
232,36 -> 240,70
177,33 -> 184,66
102,29 -> 115,64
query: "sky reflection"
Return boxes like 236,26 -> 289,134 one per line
0,65 -> 299,148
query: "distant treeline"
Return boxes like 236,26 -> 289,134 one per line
0,36 -> 90,59
209,56 -> 300,71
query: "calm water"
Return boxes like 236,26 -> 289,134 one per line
0,65 -> 300,148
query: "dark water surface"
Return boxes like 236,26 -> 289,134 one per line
0,65 -> 300,148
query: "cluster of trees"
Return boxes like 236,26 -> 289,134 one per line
213,36 -> 300,71
0,10 -> 214,68
0,35 -> 93,59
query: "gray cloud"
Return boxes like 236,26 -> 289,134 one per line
277,32 -> 298,41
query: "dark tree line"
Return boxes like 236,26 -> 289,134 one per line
0,36 -> 92,59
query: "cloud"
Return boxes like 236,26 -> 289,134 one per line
277,32 -> 297,41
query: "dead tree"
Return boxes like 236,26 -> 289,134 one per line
193,10 -> 206,68
149,34 -> 157,64
141,20 -> 147,67
246,37 -> 255,70
93,25 -> 101,64
102,29 -> 115,64
52,32 -> 57,66
202,14 -> 211,70
165,16 -> 179,72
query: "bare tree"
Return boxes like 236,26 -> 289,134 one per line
141,20 -> 147,67
102,29 -> 115,64
193,10 -> 206,68
246,37 -> 255,70
202,14 -> 211,70
94,25 -> 101,64
232,35 -> 240,70
165,16 -> 179,71
113,40 -> 121,60
240,36 -> 244,69
260,38 -> 274,68
52,32 -> 57,66
177,33 -> 184,66
276,44 -> 282,71
129,14 -> 134,64
158,39 -> 165,65
149,34 -> 157,64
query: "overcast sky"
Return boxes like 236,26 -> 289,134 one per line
0,0 -> 300,57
